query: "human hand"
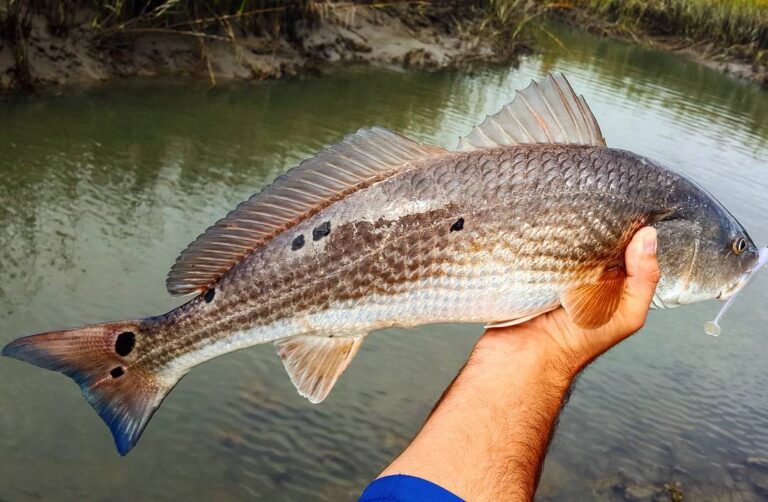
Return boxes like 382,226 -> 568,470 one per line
376,228 -> 660,501
477,226 -> 661,382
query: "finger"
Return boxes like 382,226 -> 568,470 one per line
621,226 -> 661,321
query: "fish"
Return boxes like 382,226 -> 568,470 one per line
3,73 -> 765,456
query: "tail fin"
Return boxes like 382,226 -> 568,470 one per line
2,321 -> 180,455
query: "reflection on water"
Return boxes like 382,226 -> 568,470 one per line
1,22 -> 768,501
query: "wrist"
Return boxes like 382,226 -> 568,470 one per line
472,326 -> 582,390
381,325 -> 584,501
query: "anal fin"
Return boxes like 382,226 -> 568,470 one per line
275,334 -> 365,404
561,267 -> 626,329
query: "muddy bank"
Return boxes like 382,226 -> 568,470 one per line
553,9 -> 768,87
4,2 -> 763,93
0,4 -> 514,92
612,33 -> 766,86
658,38 -> 766,86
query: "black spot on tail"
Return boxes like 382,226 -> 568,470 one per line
110,367 -> 125,378
291,234 -> 305,250
115,332 -> 135,357
450,218 -> 465,232
313,221 -> 331,241
204,288 -> 216,303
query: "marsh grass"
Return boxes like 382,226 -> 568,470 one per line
575,0 -> 767,44
2,0 -> 764,48
550,0 -> 768,63
463,0 -> 768,67
2,1 -> 339,40
0,1 -> 538,45
1,0 -> 765,89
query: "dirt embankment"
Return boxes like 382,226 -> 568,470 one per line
653,38 -> 766,86
553,8 -> 768,87
0,4 -> 513,92
3,2 -> 763,92
611,32 -> 766,86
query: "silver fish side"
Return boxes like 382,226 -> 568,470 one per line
143,145 -> 677,371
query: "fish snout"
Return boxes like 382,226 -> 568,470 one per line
717,246 -> 768,301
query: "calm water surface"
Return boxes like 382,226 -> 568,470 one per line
1,24 -> 768,501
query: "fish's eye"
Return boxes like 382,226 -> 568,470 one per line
732,237 -> 747,255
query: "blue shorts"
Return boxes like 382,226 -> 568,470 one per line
359,475 -> 463,502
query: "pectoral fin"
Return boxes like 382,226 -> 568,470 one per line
275,334 -> 365,404
561,267 -> 626,329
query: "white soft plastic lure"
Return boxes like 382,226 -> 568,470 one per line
705,247 -> 768,336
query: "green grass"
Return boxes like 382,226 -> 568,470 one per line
468,0 -> 768,65
465,0 -> 768,67
3,0 -> 765,45
2,1 -> 328,38
552,0 -> 768,61
1,0 -> 765,80
543,0 -> 768,66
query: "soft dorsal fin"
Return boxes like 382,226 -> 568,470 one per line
275,334 -> 365,403
166,127 -> 446,296
456,73 -> 606,151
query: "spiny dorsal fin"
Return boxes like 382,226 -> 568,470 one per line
167,127 -> 446,296
275,334 -> 365,403
456,73 -> 606,151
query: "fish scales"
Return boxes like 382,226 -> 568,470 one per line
6,73 -> 762,455
136,145 -> 671,371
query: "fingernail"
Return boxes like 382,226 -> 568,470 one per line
643,229 -> 657,255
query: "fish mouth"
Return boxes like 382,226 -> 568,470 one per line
717,247 -> 768,301
706,247 -> 768,335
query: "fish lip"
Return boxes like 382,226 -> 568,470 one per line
718,247 -> 768,301
718,276 -> 747,301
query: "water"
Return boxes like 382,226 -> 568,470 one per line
2,24 -> 768,501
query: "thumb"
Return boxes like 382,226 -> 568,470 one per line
621,226 -> 661,321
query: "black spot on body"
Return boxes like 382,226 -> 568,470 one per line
291,234 -> 305,250
110,367 -> 125,378
313,221 -> 331,241
115,331 -> 135,356
450,217 -> 465,232
204,288 -> 216,303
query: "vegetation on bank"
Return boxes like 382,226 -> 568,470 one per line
548,0 -> 767,66
0,1 -> 534,90
1,1 -> 362,41
0,0 -> 766,89
568,0 -> 766,45
2,0 -> 766,51
475,0 -> 767,79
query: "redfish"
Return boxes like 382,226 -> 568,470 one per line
4,73 -> 765,455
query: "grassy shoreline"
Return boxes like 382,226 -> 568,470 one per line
547,0 -> 767,83
562,0 -> 766,50
0,0 -> 766,91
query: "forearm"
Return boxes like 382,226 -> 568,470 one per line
380,331 -> 579,501
376,229 -> 659,501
